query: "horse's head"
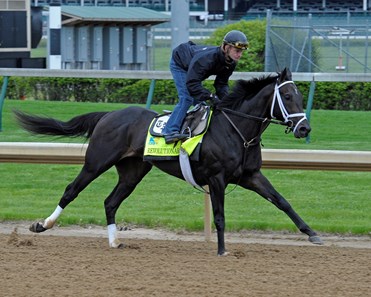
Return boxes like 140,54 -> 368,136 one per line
271,68 -> 311,138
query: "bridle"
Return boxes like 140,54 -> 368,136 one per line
271,80 -> 307,134
218,79 -> 307,146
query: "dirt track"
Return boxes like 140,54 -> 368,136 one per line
0,221 -> 370,297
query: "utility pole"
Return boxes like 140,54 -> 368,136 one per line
171,0 -> 190,49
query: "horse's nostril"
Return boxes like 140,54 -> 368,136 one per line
296,126 -> 311,138
300,125 -> 311,132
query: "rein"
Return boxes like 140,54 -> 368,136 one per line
219,107 -> 287,126
220,109 -> 266,148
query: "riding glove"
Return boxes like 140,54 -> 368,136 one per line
209,94 -> 221,107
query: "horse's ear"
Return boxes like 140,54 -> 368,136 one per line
285,68 -> 292,80
278,67 -> 292,83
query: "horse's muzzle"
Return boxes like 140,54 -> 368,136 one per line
294,121 -> 311,138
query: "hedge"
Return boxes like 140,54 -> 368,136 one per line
3,76 -> 370,110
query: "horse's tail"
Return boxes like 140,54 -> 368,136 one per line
13,110 -> 109,139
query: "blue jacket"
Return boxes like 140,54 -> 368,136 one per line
172,41 -> 237,101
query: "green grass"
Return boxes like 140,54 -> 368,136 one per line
152,40 -> 172,70
318,42 -> 371,73
31,38 -> 47,58
0,100 -> 370,235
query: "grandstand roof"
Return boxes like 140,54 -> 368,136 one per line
61,6 -> 170,26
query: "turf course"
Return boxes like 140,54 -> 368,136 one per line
0,100 -> 370,235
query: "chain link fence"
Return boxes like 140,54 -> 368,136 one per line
264,10 -> 371,73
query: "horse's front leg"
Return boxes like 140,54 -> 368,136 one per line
29,179 -> 82,233
240,171 -> 323,245
208,180 -> 228,256
29,163 -> 100,234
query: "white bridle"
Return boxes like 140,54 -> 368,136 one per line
270,80 -> 307,134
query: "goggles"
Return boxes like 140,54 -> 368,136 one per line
226,41 -> 249,50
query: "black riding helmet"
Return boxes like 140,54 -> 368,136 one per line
223,30 -> 248,50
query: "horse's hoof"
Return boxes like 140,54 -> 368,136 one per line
117,243 -> 125,249
309,235 -> 324,245
110,239 -> 125,249
29,222 -> 47,233
217,251 -> 230,257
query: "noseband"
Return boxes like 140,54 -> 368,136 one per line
271,80 -> 307,134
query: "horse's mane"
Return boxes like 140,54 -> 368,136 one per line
219,74 -> 278,109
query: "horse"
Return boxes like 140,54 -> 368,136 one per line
14,68 -> 323,256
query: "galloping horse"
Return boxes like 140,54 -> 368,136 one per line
15,68 -> 323,256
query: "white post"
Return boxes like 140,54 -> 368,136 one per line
48,0 -> 62,69
224,0 -> 228,19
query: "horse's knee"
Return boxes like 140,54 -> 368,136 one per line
213,216 -> 225,231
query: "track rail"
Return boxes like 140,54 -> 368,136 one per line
1,142 -> 371,171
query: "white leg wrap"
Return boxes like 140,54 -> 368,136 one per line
43,205 -> 63,229
107,224 -> 117,247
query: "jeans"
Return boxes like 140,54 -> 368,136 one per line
162,58 -> 199,135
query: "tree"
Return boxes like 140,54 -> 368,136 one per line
205,20 -> 266,72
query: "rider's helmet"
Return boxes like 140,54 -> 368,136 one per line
223,30 -> 249,50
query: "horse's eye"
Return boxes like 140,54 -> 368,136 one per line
284,93 -> 291,100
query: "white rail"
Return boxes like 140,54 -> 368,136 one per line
1,142 -> 371,171
2,68 -> 371,82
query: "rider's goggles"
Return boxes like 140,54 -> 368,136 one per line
227,42 -> 249,50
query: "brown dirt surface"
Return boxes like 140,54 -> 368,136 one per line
0,221 -> 370,297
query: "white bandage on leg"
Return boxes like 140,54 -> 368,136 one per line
43,205 -> 63,229
107,224 -> 117,247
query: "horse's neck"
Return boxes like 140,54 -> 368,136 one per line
241,83 -> 274,119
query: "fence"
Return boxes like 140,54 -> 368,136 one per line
1,142 -> 371,170
265,10 -> 371,73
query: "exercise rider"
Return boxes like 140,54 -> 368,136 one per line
162,30 -> 249,144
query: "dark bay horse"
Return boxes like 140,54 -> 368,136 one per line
15,68 -> 323,256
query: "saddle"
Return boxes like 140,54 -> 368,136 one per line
145,104 -> 212,189
149,103 -> 211,138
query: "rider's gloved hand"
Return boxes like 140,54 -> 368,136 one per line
209,94 -> 221,107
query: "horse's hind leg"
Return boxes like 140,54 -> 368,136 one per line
103,157 -> 152,248
240,171 -> 323,245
